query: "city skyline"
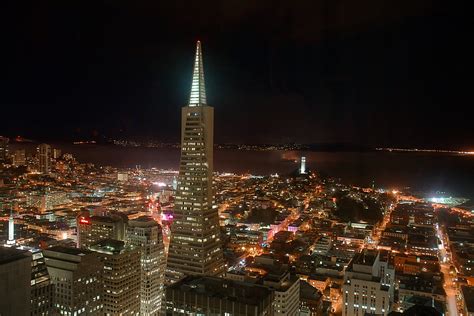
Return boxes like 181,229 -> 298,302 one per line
1,1 -> 472,149
1,2 -> 473,316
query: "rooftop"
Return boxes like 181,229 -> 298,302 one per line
462,286 -> 474,313
352,249 -> 378,267
45,246 -> 92,256
90,215 -> 124,223
129,216 -> 160,228
167,276 -> 272,306
0,246 -> 30,265
89,239 -> 126,254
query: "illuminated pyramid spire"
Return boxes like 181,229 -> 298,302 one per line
166,40 -> 224,284
189,41 -> 207,106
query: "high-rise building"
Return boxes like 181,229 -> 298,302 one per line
89,239 -> 141,316
0,136 -> 8,162
166,40 -> 224,284
165,276 -> 274,316
126,216 -> 166,315
263,270 -> 300,316
342,250 -> 395,316
29,249 -> 54,316
44,246 -> 103,315
0,247 -> 31,315
38,143 -> 52,174
12,149 -> 26,166
77,213 -> 127,249
52,148 -> 62,160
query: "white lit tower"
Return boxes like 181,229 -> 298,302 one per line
166,41 -> 225,284
300,156 -> 307,174
7,209 -> 15,245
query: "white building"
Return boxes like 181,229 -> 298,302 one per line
126,216 -> 165,315
264,270 -> 300,316
342,250 -> 394,316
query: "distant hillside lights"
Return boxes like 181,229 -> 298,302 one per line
0,136 -> 8,163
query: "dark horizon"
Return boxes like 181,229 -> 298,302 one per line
1,1 -> 472,149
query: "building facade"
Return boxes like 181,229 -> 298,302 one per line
30,249 -> 54,316
0,247 -> 31,316
12,148 -> 26,166
77,214 -> 127,249
126,216 -> 165,315
38,143 -> 52,174
43,246 -> 103,315
342,250 -> 394,316
166,40 -> 224,284
263,271 -> 300,316
89,239 -> 141,316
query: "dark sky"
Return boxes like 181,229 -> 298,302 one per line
1,1 -> 472,148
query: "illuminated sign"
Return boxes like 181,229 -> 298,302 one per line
79,217 -> 90,224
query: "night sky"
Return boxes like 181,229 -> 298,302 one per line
1,1 -> 472,148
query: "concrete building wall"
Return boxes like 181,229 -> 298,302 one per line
0,251 -> 31,316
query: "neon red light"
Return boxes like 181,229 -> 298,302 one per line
79,218 -> 90,224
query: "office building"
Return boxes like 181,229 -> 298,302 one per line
342,250 -> 394,316
165,276 -> 274,316
44,246 -> 103,315
38,143 -> 52,174
126,216 -> 165,315
263,270 -> 300,316
29,249 -> 54,316
89,239 -> 141,316
226,256 -> 300,316
0,247 -> 31,315
77,213 -> 127,249
299,280 -> 323,316
12,148 -> 26,166
52,148 -> 62,160
166,40 -> 224,284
